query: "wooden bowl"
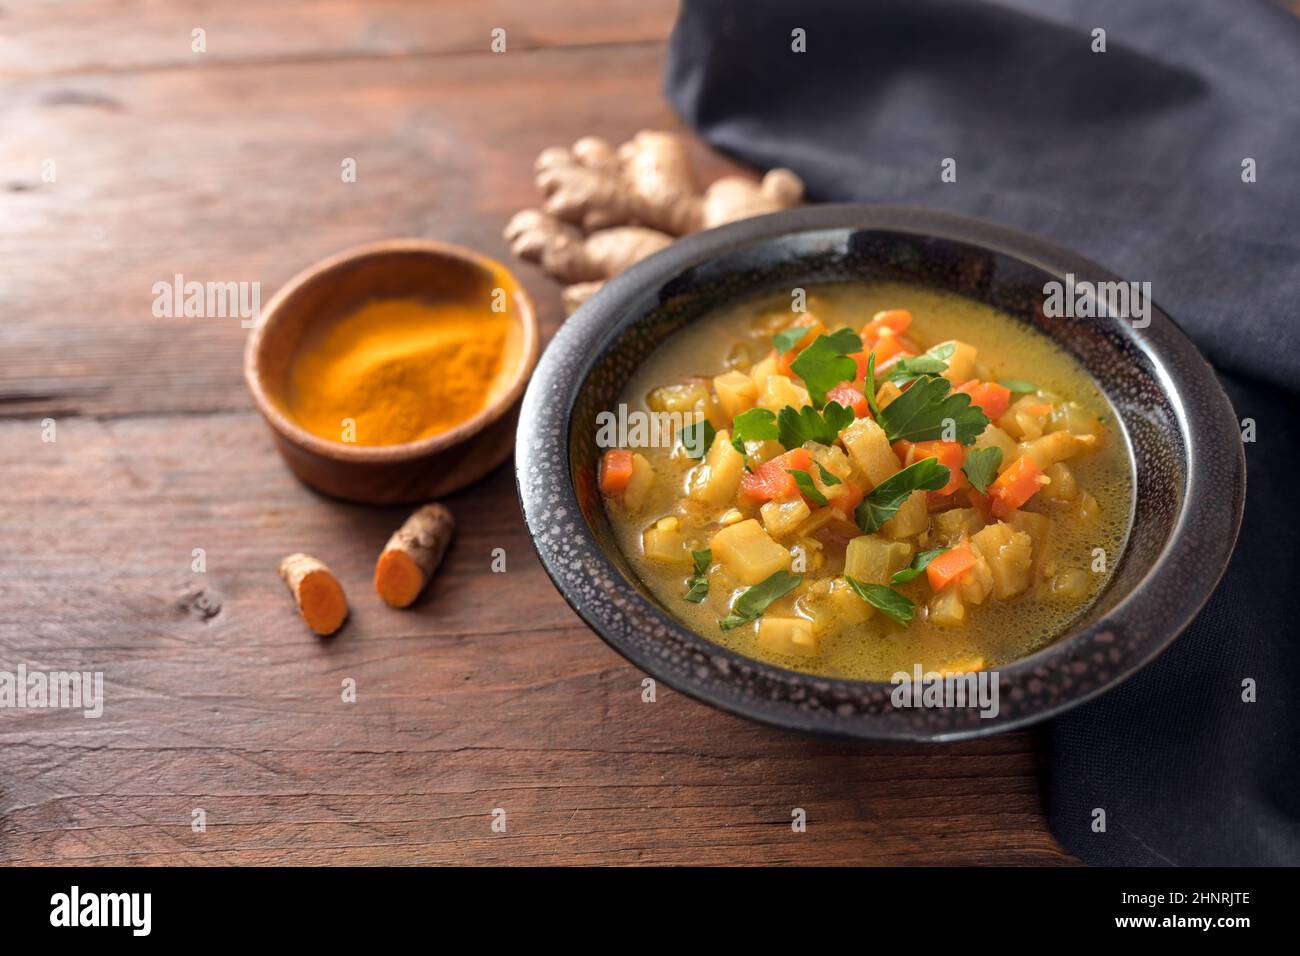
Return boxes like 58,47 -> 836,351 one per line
245,239 -> 539,504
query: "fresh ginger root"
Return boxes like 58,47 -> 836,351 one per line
278,553 -> 348,636
503,210 -> 673,283
374,503 -> 455,608
507,129 -> 804,312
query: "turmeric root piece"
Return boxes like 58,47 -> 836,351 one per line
374,503 -> 455,608
278,553 -> 348,636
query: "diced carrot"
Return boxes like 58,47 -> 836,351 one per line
825,381 -> 869,418
599,449 -> 634,494
739,448 -> 813,504
863,309 -> 913,338
828,480 -> 863,517
1022,402 -> 1054,416
891,439 -> 914,464
965,486 -> 993,521
956,380 -> 1012,421
988,455 -> 1047,518
772,318 -> 826,373
908,439 -> 967,495
870,331 -> 907,365
927,538 -> 976,591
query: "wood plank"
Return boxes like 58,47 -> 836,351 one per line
0,0 -> 678,76
0,414 -> 1071,864
0,41 -> 743,419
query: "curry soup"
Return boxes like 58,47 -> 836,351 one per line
597,282 -> 1133,681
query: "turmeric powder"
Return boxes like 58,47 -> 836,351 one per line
286,297 -> 513,446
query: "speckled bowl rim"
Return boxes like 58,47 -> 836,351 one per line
515,205 -> 1245,741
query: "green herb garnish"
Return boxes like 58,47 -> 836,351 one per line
679,419 -> 716,459
814,461 -> 841,486
886,343 -> 955,384
864,351 -> 882,420
786,469 -> 828,506
773,325 -> 811,356
877,374 -> 989,444
789,329 -> 862,406
777,402 -> 854,450
854,456 -> 950,533
891,548 -> 948,585
999,379 -> 1036,395
718,570 -> 802,631
684,549 -> 712,603
730,407 -> 779,454
962,446 -> 1003,493
844,575 -> 915,625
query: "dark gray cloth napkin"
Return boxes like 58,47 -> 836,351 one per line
665,0 -> 1300,864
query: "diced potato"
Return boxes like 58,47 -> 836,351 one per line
929,586 -> 966,627
936,340 -> 977,383
761,497 -> 812,539
757,372 -> 809,413
744,439 -> 785,467
970,522 -> 1034,599
710,519 -> 791,585
973,424 -> 1017,467
805,442 -> 853,482
958,553 -> 994,605
713,370 -> 758,420
827,577 -> 875,624
881,490 -> 928,539
997,395 -> 1051,441
718,508 -> 745,527
623,453 -> 655,512
686,430 -> 744,506
749,354 -> 779,393
1017,431 -> 1099,469
875,380 -> 903,409
1040,462 -> 1078,502
1005,509 -> 1050,550
756,616 -> 820,657
794,506 -> 839,540
643,519 -> 691,566
1073,490 -> 1100,524
1048,401 -> 1103,438
1051,567 -> 1091,598
844,536 -> 913,584
841,418 -> 900,487
647,382 -> 707,415
932,507 -> 986,545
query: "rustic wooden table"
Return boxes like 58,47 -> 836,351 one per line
0,1 -> 1075,864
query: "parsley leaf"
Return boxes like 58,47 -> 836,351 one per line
962,446 -> 1003,493
730,407 -> 779,454
773,325 -> 810,356
777,402 -> 854,450
814,461 -> 841,486
854,456 -> 950,533
718,570 -> 802,631
787,469 -> 828,506
890,548 -> 948,585
886,343 -> 956,384
679,419 -> 716,459
844,576 -> 915,625
864,351 -> 882,420
683,549 -> 712,603
999,379 -> 1036,395
790,329 -> 862,406
877,374 -> 989,444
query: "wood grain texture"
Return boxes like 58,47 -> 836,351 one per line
0,0 -> 1073,865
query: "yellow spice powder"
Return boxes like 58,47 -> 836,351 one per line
286,297 -> 510,446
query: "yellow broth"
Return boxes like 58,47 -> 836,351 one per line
602,281 -> 1133,681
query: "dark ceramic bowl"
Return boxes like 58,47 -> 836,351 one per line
515,205 -> 1244,741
